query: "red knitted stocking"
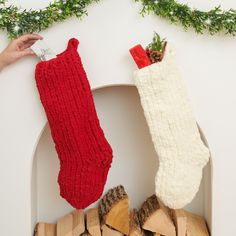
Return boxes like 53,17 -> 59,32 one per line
35,38 -> 113,209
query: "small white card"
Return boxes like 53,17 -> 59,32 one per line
31,40 -> 57,61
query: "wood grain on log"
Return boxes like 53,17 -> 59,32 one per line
185,211 -> 209,236
57,210 -> 85,236
35,223 -> 56,236
138,195 -> 176,236
72,210 -> 85,235
171,209 -> 187,236
101,224 -> 124,236
99,185 -> 129,235
86,208 -> 101,236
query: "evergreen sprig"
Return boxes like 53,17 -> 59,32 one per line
148,32 -> 166,52
0,0 -> 235,39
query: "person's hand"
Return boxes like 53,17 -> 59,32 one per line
0,33 -> 43,71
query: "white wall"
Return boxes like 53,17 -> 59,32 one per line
34,86 -> 207,222
0,0 -> 236,235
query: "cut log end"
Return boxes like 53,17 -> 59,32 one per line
99,185 -> 129,235
105,197 -> 129,235
99,185 -> 128,219
138,195 -> 176,236
138,195 -> 160,227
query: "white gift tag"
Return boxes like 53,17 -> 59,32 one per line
31,39 -> 57,61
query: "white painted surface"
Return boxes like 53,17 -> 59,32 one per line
0,0 -> 235,235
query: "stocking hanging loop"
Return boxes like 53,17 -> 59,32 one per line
67,38 -> 79,51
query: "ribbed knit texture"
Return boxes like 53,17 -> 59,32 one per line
132,44 -> 210,209
35,38 -> 113,209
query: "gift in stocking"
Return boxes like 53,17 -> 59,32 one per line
130,44 -> 210,209
35,38 -> 113,209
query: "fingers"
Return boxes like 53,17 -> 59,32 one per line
17,48 -> 36,58
19,39 -> 40,50
13,34 -> 43,49
15,33 -> 43,43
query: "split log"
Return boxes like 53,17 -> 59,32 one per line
185,211 -> 209,236
129,209 -> 144,236
99,185 -> 129,235
101,224 -> 124,236
35,223 -> 56,236
86,208 -> 101,236
57,210 -> 85,236
72,210 -> 85,235
138,195 -> 176,236
57,213 -> 73,236
171,209 -> 187,236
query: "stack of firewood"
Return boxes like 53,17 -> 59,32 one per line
35,185 -> 210,236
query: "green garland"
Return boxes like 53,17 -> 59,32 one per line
0,0 -> 99,39
0,0 -> 235,39
136,0 -> 236,35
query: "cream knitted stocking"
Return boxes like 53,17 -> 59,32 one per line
132,44 -> 210,209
